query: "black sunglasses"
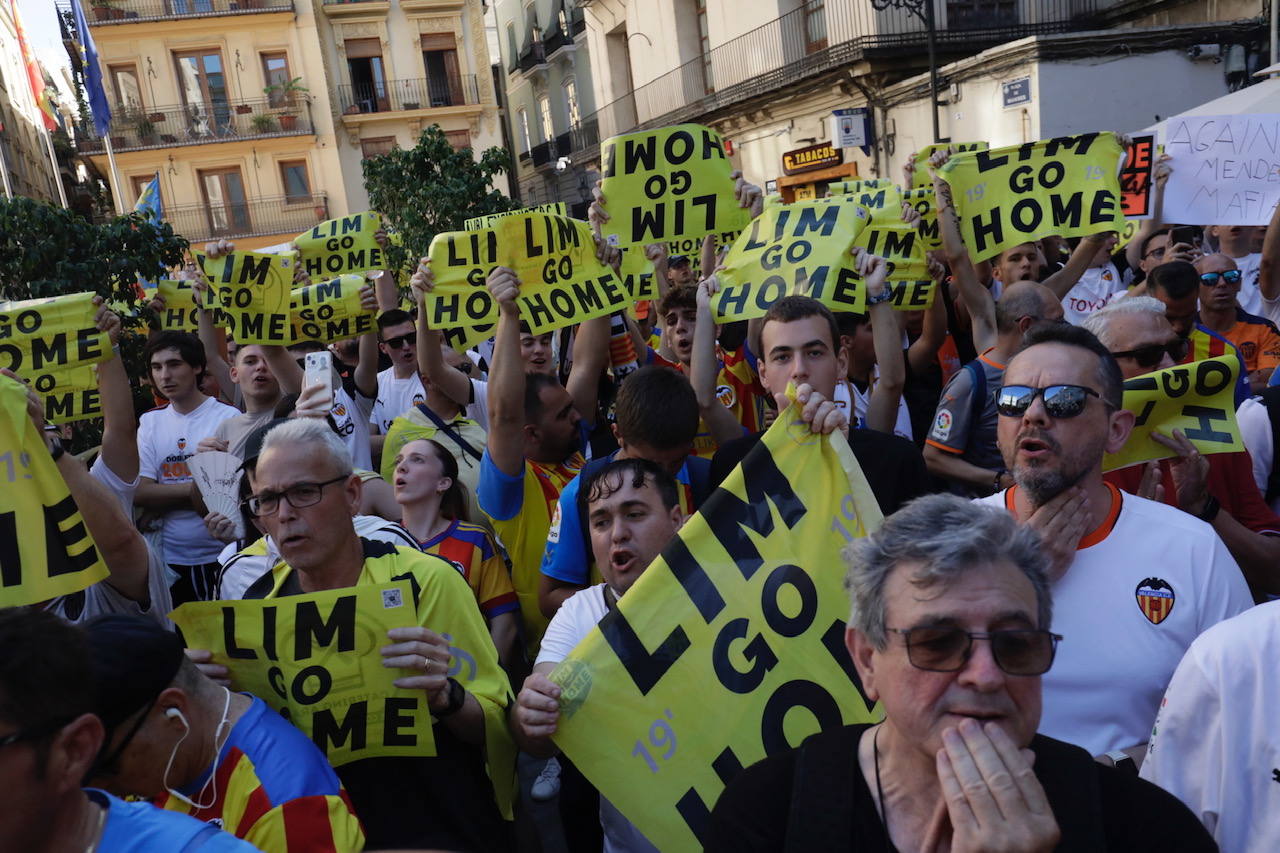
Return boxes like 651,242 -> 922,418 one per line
1200,270 -> 1243,286
0,717 -> 74,750
455,360 -> 473,375
382,334 -> 412,350
996,384 -> 1102,419
887,627 -> 1062,676
1110,338 -> 1187,369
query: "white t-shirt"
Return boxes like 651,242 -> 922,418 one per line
1236,397 -> 1279,513
137,396 -> 239,566
977,485 -> 1253,755
331,386 -> 373,471
467,379 -> 491,431
1140,600 -> 1280,853
1233,252 -> 1264,316
216,515 -> 420,600
370,368 -> 426,434
1060,262 -> 1126,326
834,374 -> 912,441
537,584 -> 660,853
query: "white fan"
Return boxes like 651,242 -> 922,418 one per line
188,451 -> 246,541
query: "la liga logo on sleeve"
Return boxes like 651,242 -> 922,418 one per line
1135,577 -> 1175,625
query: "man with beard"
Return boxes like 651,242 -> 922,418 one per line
977,322 -> 1251,762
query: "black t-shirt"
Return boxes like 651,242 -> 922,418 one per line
707,724 -> 1217,852
709,428 -> 932,517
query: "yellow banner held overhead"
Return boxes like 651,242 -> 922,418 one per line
600,123 -> 751,247
939,132 -> 1127,262
828,178 -> 894,196
194,250 -> 295,345
911,141 -> 989,187
550,391 -> 884,852
0,374 -> 108,607
170,581 -> 435,767
619,246 -> 658,303
466,202 -> 567,231
295,211 -> 386,280
425,212 -> 629,352
291,274 -> 375,344
1104,355 -> 1244,471
853,205 -> 932,298
41,363 -> 102,425
711,201 -> 872,322
154,279 -> 201,332
902,187 -> 941,250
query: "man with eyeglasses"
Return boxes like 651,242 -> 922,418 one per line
977,322 -> 1251,761
707,494 -> 1214,851
191,417 -> 515,850
1083,297 -> 1280,600
1195,253 -> 1280,393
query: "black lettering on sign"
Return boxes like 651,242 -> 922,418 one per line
1131,399 -> 1156,428
598,602 -> 690,696
312,700 -> 368,754
1160,367 -> 1192,398
1180,404 -> 1234,445
43,494 -> 99,579
820,618 -> 873,706
45,388 -> 101,423
290,664 -> 333,705
711,617 -> 777,693
0,510 -> 19,587
675,746 -> 744,845
700,445 -> 807,582
383,697 -> 419,747
760,564 -> 818,638
759,679 -> 844,754
294,595 -> 357,659
1194,358 -> 1233,396
1043,133 -> 1099,158
223,606 -> 258,659
660,533 -> 727,623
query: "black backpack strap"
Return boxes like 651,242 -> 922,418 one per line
965,359 -> 988,429
784,726 -> 861,853
415,404 -> 483,461
1257,387 -> 1280,503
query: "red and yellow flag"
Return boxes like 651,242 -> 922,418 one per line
9,0 -> 58,131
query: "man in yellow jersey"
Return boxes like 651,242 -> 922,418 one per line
84,615 -> 363,852
476,265 -> 610,653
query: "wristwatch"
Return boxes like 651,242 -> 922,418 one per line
433,677 -> 466,719
865,288 -> 893,307
992,469 -> 1007,493
1196,494 -> 1221,523
1103,750 -> 1138,775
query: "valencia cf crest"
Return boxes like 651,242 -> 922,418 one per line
1135,577 -> 1175,624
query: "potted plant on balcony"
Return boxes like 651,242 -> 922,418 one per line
250,112 -> 277,133
91,0 -> 121,20
234,103 -> 253,114
263,77 -> 308,131
125,107 -> 158,146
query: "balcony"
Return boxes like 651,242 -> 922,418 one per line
593,0 -> 1109,141
165,193 -> 328,243
75,98 -> 313,154
322,0 -> 389,16
75,0 -> 292,26
337,74 -> 479,117
517,118 -> 600,174
518,41 -> 548,75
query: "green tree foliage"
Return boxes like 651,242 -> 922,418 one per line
362,124 -> 519,279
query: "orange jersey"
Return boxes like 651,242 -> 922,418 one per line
1219,309 -> 1280,373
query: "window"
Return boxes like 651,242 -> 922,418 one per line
516,108 -> 531,153
345,39 -> 387,114
174,50 -> 230,137
279,160 -> 311,203
421,34 -> 463,107
506,23 -> 517,64
197,167 -> 250,236
804,0 -> 828,53
129,174 -> 154,201
563,78 -> 580,127
537,94 -> 553,143
109,65 -> 143,110
696,0 -> 712,93
261,52 -> 291,107
361,136 -> 397,160
445,130 -> 470,150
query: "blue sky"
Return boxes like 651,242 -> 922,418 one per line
17,0 -> 72,80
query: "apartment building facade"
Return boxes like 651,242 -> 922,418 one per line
579,0 -> 1269,200
492,0 -> 597,215
0,1 -> 61,202
64,0 -> 502,251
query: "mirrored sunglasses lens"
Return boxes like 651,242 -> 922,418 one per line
1043,386 -> 1087,418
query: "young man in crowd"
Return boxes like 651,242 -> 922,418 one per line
1194,252 -> 1280,392
134,331 -> 239,604
361,308 -> 425,436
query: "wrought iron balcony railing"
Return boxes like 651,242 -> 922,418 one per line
164,193 -> 329,243
337,74 -> 479,115
75,98 -> 313,153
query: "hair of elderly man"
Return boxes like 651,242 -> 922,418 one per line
1080,295 -> 1168,350
844,493 -> 1052,649
257,417 -> 354,478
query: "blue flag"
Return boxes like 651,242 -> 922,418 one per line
69,0 -> 111,137
134,173 -> 162,222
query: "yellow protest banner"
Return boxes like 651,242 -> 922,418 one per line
834,183 -> 901,213
291,274 -> 375,343
0,374 -> 108,607
912,141 -> 989,187
619,246 -> 658,302
0,292 -> 111,425
664,230 -> 743,280
295,211 -> 386,280
170,581 -> 436,767
600,123 -> 751,247
154,279 -> 201,332
711,201 -> 872,322
551,394 -> 883,851
1103,356 -> 1244,471
828,178 -> 894,196
902,187 -> 941,249
465,202 -> 567,231
194,250 -> 295,345
1115,218 -> 1141,251
425,213 -> 628,351
939,132 -> 1126,262
853,206 -> 931,292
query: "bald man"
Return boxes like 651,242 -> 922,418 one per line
1196,253 -> 1280,392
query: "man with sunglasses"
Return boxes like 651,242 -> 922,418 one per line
1195,253 -> 1280,393
708,494 -> 1214,851
978,322 -> 1251,760
1084,298 -> 1280,600
362,308 -> 428,436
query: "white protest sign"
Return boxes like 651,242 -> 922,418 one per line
1160,114 -> 1280,225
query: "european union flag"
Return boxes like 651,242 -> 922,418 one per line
69,0 -> 112,137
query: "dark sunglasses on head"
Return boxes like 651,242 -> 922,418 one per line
996,384 -> 1101,419
888,626 -> 1062,676
382,335 -> 412,350
455,360 -> 473,374
1200,270 -> 1243,287
1110,338 -> 1187,369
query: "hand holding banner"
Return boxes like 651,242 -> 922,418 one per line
295,211 -> 386,279
911,142 -> 988,187
0,291 -> 111,424
291,274 -> 376,343
193,250 -> 295,345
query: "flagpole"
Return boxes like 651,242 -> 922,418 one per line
40,127 -> 69,208
103,134 -> 125,214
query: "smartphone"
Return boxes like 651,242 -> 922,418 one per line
1169,226 -> 1199,248
304,351 -> 340,401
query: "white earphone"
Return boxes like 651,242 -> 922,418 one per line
164,707 -> 188,726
